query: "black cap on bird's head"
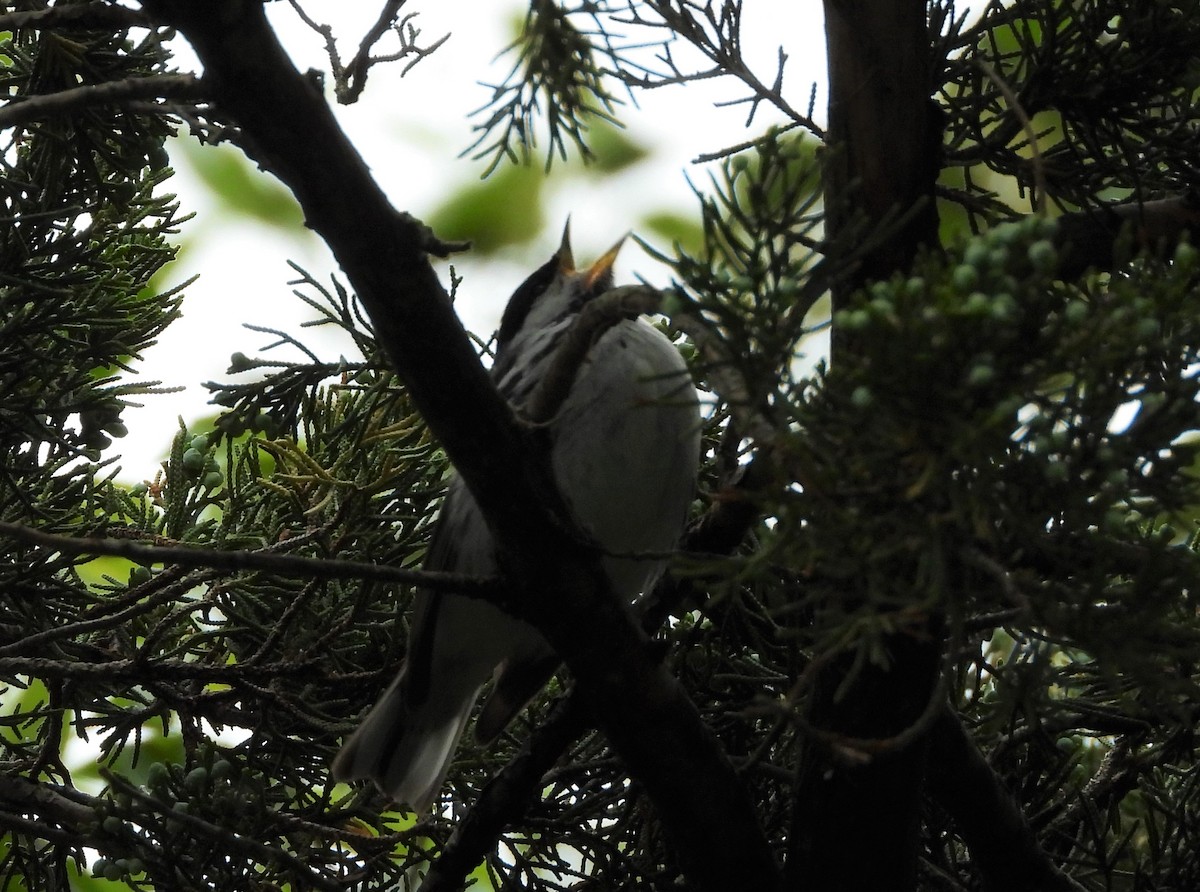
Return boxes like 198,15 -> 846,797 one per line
496,221 -> 625,352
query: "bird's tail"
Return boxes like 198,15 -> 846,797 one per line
331,673 -> 479,813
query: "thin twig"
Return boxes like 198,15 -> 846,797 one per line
974,59 -> 1046,214
0,520 -> 497,595
671,308 -> 778,448
0,655 -> 320,681
346,0 -> 408,90
0,565 -> 199,658
0,75 -> 206,130
284,0 -> 448,105
103,770 -> 346,892
0,773 -> 95,825
610,0 -> 823,141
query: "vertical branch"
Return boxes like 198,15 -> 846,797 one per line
788,3 -> 944,890
823,0 -> 942,339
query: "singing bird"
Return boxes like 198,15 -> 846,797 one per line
332,225 -> 701,811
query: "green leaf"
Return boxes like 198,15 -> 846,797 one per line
583,118 -> 649,173
174,138 -> 305,231
641,211 -> 705,257
428,164 -> 545,255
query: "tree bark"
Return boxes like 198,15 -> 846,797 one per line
822,0 -> 942,317
926,708 -> 1087,892
789,3 -> 943,890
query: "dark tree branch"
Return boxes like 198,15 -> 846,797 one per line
137,0 -> 538,537
133,3 -> 780,889
0,3 -> 150,31
821,0 -> 942,310
419,696 -> 591,892
420,451 -> 779,891
0,773 -> 94,828
0,74 -> 205,130
0,520 -> 498,596
927,708 -> 1087,892
0,655 -> 321,682
1053,191 -> 1200,279
790,3 -> 944,891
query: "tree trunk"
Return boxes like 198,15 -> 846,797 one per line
788,4 -> 943,889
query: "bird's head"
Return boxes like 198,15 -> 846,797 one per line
496,221 -> 625,356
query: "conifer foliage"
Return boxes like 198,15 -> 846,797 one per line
3,2 -> 1200,891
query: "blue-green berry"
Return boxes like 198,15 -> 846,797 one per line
1027,239 -> 1057,273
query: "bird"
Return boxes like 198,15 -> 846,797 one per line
331,223 -> 701,811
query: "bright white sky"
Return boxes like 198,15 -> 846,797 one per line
114,2 -> 828,478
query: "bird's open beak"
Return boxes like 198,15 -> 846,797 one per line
583,236 -> 626,289
557,220 -> 576,274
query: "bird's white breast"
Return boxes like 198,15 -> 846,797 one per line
544,318 -> 700,598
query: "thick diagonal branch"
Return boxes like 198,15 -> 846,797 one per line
134,3 -> 780,888
927,708 -> 1087,892
419,452 -> 778,891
